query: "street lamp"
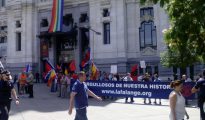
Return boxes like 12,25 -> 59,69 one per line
81,25 -> 101,60
90,27 -> 101,61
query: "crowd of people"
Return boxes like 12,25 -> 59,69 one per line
1,67 -> 205,120
14,71 -> 34,98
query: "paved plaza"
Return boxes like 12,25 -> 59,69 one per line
9,84 -> 200,120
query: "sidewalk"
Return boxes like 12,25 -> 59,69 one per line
9,84 -> 200,120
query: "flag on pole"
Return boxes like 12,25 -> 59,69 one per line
44,60 -> 57,87
45,60 -> 55,74
64,67 -> 68,75
56,64 -> 61,70
45,69 -> 57,87
131,64 -> 138,81
69,60 -> 76,72
80,48 -> 90,69
25,64 -> 30,72
48,0 -> 64,32
90,61 -> 98,80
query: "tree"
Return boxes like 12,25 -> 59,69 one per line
141,0 -> 205,68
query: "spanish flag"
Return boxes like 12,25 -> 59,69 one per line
91,62 -> 98,80
64,68 -> 68,75
69,60 -> 76,72
46,69 -> 57,87
131,64 -> 138,81
44,60 -> 57,87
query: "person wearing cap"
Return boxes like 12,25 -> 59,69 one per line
143,73 -> 152,104
68,71 -> 102,120
0,70 -> 19,120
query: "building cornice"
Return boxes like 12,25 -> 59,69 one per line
37,0 -> 88,11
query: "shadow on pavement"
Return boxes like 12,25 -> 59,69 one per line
10,83 -> 113,116
10,83 -> 198,117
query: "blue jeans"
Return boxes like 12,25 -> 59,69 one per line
74,107 -> 88,120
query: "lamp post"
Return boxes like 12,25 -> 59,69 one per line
82,25 -> 101,61
90,28 -> 101,61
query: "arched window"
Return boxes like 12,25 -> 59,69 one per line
139,21 -> 157,49
139,7 -> 157,50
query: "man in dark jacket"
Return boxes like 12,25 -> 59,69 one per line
0,70 -> 19,120
192,72 -> 205,120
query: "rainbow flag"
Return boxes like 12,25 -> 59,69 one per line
48,0 -> 64,32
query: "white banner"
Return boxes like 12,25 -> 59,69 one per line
111,65 -> 117,74
140,61 -> 146,68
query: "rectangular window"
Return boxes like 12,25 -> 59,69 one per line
140,7 -> 154,17
154,66 -> 158,74
103,23 -> 110,44
0,26 -> 7,44
146,66 -> 152,74
16,33 -> 21,51
16,21 -> 21,28
0,0 -> 5,7
144,24 -> 152,45
103,9 -> 110,17
0,38 -> 4,43
0,37 -> 6,43
79,13 -> 89,23
140,30 -> 144,47
152,29 -> 157,46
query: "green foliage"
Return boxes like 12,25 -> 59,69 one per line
141,0 -> 205,68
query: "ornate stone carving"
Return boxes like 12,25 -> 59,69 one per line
101,0 -> 111,6
140,13 -> 154,22
141,47 -> 157,56
0,21 -> 7,26
0,31 -> 7,37
140,1 -> 154,8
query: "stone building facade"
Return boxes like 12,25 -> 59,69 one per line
0,0 -> 203,79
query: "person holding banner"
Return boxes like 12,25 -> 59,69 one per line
143,73 -> 152,104
68,71 -> 102,120
192,73 -> 205,120
153,74 -> 162,105
124,73 -> 134,103
169,80 -> 189,120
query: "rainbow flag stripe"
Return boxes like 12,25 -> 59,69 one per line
48,0 -> 64,33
